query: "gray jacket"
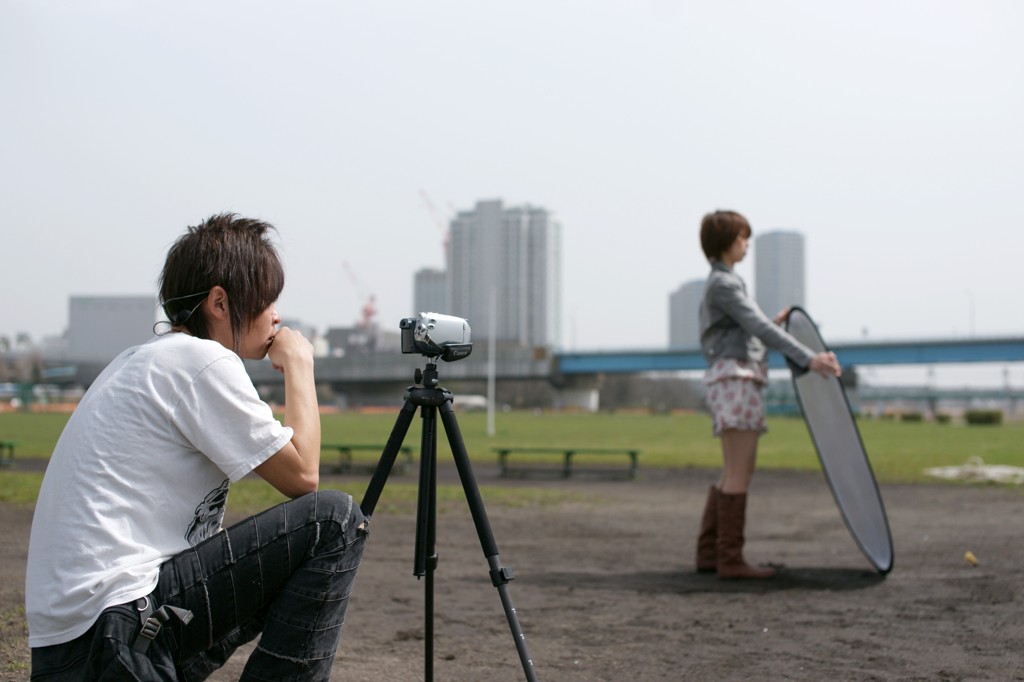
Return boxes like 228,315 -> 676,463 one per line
698,260 -> 815,368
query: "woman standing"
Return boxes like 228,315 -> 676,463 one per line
696,210 -> 841,579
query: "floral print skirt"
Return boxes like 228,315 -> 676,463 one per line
704,358 -> 768,437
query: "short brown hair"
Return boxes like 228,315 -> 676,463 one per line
700,210 -> 752,260
159,213 -> 285,349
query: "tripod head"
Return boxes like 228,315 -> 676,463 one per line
414,362 -> 441,389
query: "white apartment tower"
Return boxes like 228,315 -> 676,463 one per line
668,279 -> 705,349
754,230 -> 805,317
447,199 -> 561,347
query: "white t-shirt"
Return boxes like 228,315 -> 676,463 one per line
26,333 -> 293,648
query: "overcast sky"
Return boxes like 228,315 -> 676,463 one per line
3,1 -> 1022,370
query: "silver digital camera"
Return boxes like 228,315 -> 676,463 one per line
400,312 -> 473,362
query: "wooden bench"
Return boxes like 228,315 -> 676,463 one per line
492,447 -> 641,479
321,444 -> 414,475
0,440 -> 17,469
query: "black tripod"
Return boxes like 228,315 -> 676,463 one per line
360,360 -> 539,682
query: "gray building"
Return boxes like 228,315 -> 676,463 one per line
324,326 -> 400,357
447,199 -> 561,348
67,295 -> 158,361
413,267 -> 448,315
754,230 -> 805,317
669,279 -> 705,349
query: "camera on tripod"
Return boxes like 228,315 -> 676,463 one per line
367,312 -> 536,682
400,312 -> 473,362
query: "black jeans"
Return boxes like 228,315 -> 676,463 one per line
31,490 -> 367,681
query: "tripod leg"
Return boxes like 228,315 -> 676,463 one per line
415,404 -> 439,681
360,399 -> 418,517
438,401 -> 539,682
414,405 -> 437,578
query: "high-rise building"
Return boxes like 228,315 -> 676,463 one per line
67,295 -> 157,361
755,230 -> 805,317
413,267 -> 448,315
447,199 -> 561,347
668,279 -> 705,349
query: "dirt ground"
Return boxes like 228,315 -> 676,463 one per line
2,463 -> 1023,681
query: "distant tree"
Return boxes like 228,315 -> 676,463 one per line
599,375 -> 703,412
840,365 -> 859,390
11,350 -> 43,384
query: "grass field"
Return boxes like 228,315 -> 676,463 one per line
0,405 -> 1019,512
1,409 -> 1022,511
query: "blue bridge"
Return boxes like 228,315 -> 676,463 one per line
235,335 -> 1024,387
553,336 -> 1024,375
30,334 -> 1023,412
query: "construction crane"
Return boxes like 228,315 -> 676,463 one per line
341,260 -> 377,332
418,188 -> 451,262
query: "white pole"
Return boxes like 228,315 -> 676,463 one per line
487,288 -> 497,437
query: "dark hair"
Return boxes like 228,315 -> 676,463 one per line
159,213 -> 285,349
700,210 -> 752,260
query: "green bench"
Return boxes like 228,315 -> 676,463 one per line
321,443 -> 414,475
0,440 -> 17,469
492,446 -> 641,479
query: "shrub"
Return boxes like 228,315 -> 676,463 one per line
964,409 -> 1003,426
935,412 -> 952,424
900,411 -> 923,423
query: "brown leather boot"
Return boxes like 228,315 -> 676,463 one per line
695,485 -> 718,573
716,491 -> 776,580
